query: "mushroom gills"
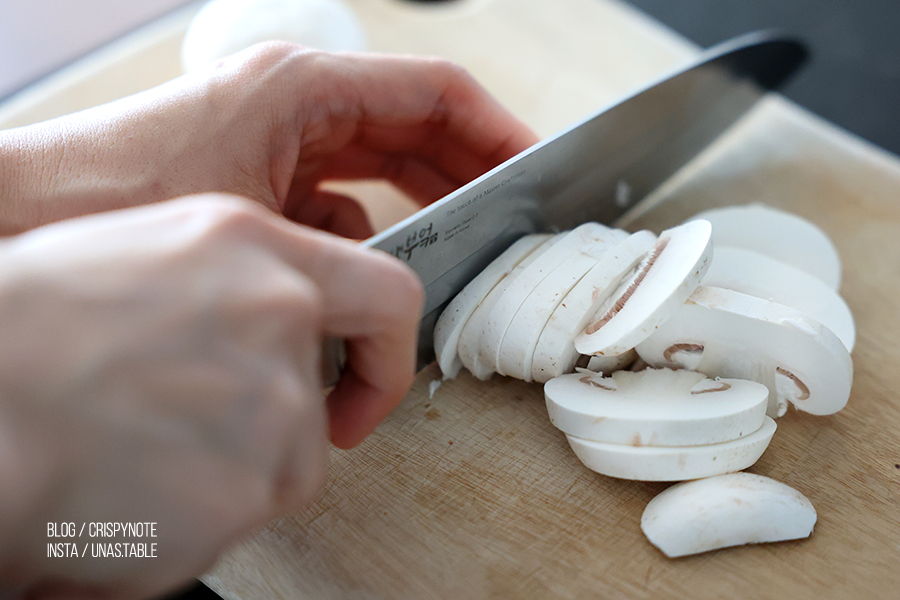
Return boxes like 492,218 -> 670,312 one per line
635,285 -> 853,418
434,234 -> 551,379
544,367 -> 768,446
584,350 -> 638,376
690,203 -> 841,290
574,219 -> 712,358
641,472 -> 817,558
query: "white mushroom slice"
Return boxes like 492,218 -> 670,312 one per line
434,234 -> 551,379
457,234 -> 560,379
573,219 -> 712,357
545,368 -> 768,446
702,246 -> 855,351
531,231 -> 657,383
565,417 -> 776,481
691,203 -> 842,290
641,473 -> 817,558
635,286 -> 853,417
479,223 -> 624,378
497,226 -> 628,380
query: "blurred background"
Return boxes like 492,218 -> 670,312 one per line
1,0 -> 898,155
0,0 -> 191,96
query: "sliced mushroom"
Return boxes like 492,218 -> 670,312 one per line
565,417 -> 776,481
641,472 -> 817,558
472,223 -> 624,379
573,219 -> 712,358
702,245 -> 855,351
691,203 -> 842,290
635,285 -> 853,417
496,226 -> 629,380
457,234 -> 560,379
585,350 -> 638,376
530,231 -> 657,382
544,368 -> 768,446
434,234 -> 551,379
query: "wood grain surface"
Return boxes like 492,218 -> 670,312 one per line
205,2 -> 900,598
1,0 -> 897,598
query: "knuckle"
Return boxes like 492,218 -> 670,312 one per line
290,276 -> 325,325
225,41 -> 318,83
180,193 -> 270,239
428,56 -> 469,79
250,268 -> 324,334
433,57 -> 479,90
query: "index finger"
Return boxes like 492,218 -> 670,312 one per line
256,209 -> 424,448
292,51 -> 540,180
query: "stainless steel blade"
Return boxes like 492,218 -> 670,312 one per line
363,31 -> 807,371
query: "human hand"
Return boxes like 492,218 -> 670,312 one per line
0,43 -> 539,237
0,194 -> 423,598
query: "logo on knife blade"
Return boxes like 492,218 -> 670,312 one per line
390,222 -> 439,262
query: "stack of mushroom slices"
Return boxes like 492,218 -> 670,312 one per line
545,368 -> 774,482
434,202 -> 853,557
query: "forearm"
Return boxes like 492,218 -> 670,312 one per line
0,116 -> 159,235
0,128 -> 48,235
0,68 -> 264,235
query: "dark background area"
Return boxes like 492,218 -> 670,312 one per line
627,0 -> 900,156
174,1 -> 899,598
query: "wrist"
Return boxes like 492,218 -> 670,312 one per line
0,128 -> 47,235
0,109 -> 169,236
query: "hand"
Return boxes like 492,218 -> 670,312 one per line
0,43 -> 539,237
0,194 -> 423,598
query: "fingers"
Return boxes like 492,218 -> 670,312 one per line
307,246 -> 423,448
315,143 -> 463,206
312,247 -> 423,448
286,51 -> 539,201
302,52 -> 539,160
282,188 -> 374,239
323,123 -> 514,188
247,204 -> 423,448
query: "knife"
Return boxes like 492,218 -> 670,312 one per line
351,31 -> 807,374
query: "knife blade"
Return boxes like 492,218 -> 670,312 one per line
357,30 -> 807,373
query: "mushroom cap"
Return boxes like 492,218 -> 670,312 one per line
703,246 -> 855,351
182,0 -> 367,72
531,231 -> 657,383
457,235 -> 559,379
497,226 -> 628,380
181,0 -> 366,71
691,203 -> 842,290
565,417 -> 776,481
545,368 -> 769,446
635,286 -> 853,417
641,472 -> 817,558
475,223 -> 622,379
573,219 -> 712,357
434,234 -> 550,379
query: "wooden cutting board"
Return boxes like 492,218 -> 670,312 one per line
2,0 -> 897,598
